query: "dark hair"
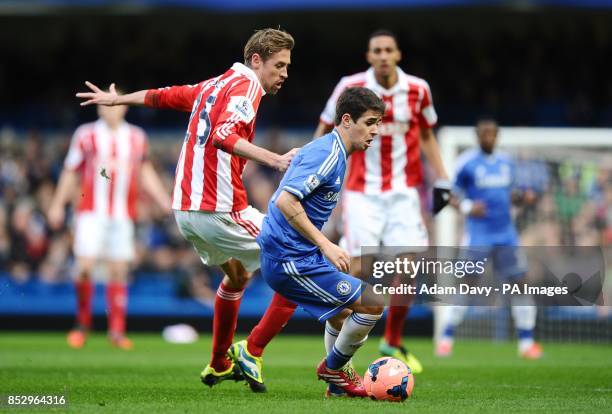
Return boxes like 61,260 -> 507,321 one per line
368,29 -> 399,47
244,28 -> 295,65
476,117 -> 498,130
335,87 -> 385,125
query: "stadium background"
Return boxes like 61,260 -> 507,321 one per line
1,0 -> 611,341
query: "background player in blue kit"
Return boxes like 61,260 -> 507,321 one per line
257,87 -> 386,397
436,118 -> 543,359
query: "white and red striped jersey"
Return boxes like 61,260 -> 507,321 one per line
65,119 -> 148,220
145,63 -> 265,213
320,67 -> 438,194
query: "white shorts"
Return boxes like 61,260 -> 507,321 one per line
340,188 -> 428,257
73,213 -> 135,261
173,206 -> 264,272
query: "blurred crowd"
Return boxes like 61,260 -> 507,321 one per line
1,10 -> 611,130
0,127 -> 217,304
1,126 -> 611,306
0,127 -> 316,306
513,154 -> 612,248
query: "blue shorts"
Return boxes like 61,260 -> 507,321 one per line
261,251 -> 363,322
462,245 -> 527,279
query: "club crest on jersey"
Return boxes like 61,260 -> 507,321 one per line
304,174 -> 320,192
336,280 -> 351,296
227,96 -> 255,123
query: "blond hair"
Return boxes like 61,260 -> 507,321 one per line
244,28 -> 294,66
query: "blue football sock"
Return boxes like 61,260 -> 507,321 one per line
327,345 -> 351,370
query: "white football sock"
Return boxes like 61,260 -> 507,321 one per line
511,295 -> 537,352
324,321 -> 339,354
440,305 -> 469,343
333,312 -> 382,362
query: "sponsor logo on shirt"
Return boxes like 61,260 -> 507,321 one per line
475,164 -> 511,188
377,121 -> 409,136
323,191 -> 340,202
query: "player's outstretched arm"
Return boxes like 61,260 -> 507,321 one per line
229,139 -> 298,172
276,191 -> 350,272
76,81 -> 148,107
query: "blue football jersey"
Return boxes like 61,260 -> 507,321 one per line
453,149 -> 518,246
258,130 -> 347,260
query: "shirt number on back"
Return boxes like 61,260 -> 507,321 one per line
196,95 -> 216,147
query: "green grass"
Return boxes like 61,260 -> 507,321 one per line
1,333 -> 611,413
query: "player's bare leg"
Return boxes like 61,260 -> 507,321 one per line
107,260 -> 132,350
201,258 -> 249,388
67,257 -> 96,349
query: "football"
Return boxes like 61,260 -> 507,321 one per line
363,357 -> 414,402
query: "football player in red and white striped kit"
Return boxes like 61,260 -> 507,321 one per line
48,98 -> 172,350
313,30 -> 450,374
76,29 -> 299,390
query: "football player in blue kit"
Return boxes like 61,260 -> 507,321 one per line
257,87 -> 386,397
437,118 -> 542,359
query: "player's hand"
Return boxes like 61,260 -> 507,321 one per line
76,81 -> 119,106
469,201 -> 487,217
47,203 -> 65,230
273,148 -> 299,172
321,241 -> 351,273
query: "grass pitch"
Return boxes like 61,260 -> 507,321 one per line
1,332 -> 611,413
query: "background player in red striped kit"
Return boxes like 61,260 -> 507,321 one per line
48,96 -> 172,350
76,29 -> 299,389
313,30 -> 450,373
